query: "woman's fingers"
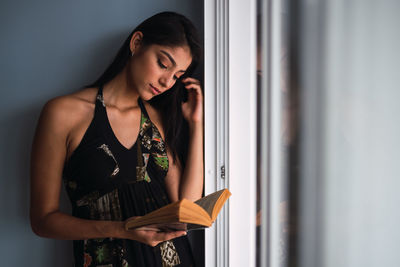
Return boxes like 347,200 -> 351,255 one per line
127,228 -> 187,247
147,230 -> 187,247
154,230 -> 187,242
182,78 -> 203,101
181,76 -> 204,124
184,83 -> 202,92
182,77 -> 201,85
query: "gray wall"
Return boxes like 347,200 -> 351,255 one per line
0,1 -> 203,266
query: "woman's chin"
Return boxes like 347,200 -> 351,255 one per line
140,93 -> 155,101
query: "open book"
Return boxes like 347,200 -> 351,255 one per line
125,189 -> 231,232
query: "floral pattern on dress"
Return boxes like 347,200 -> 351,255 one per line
98,144 -> 120,177
83,252 -> 92,267
138,108 -> 169,174
83,238 -> 128,267
76,189 -> 122,220
139,113 -> 152,150
151,124 -> 169,172
160,240 -> 181,267
79,189 -> 127,267
136,153 -> 151,183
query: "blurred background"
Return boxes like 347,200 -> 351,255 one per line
256,0 -> 400,266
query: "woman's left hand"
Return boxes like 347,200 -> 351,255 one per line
181,77 -> 203,125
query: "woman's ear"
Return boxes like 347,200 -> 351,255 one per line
130,31 -> 144,54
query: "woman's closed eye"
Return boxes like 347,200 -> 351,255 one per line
157,59 -> 179,80
157,58 -> 168,69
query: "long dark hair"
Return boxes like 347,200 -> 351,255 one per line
85,11 -> 202,167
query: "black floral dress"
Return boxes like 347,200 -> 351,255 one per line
62,85 -> 195,267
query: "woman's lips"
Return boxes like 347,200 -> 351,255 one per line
150,84 -> 161,95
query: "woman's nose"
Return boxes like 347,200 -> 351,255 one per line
159,74 -> 175,89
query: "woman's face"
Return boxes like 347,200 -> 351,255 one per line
127,34 -> 192,101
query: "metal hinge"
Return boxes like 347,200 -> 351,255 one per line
221,165 -> 225,179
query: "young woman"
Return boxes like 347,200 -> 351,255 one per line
30,11 -> 203,267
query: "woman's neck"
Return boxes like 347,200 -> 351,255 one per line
103,68 -> 140,110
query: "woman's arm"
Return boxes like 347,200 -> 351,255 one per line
178,121 -> 203,201
30,97 -> 118,240
30,96 -> 185,246
164,77 -> 204,202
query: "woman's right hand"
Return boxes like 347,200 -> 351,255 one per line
116,219 -> 187,247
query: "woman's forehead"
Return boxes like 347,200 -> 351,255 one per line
152,44 -> 192,70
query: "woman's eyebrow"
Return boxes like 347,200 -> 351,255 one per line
160,50 -> 186,73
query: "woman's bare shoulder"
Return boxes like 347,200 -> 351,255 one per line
43,87 -> 97,113
38,87 -> 98,134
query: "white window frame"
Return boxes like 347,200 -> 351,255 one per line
204,0 -> 258,266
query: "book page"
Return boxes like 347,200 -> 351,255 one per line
125,199 -> 213,231
194,189 -> 226,217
